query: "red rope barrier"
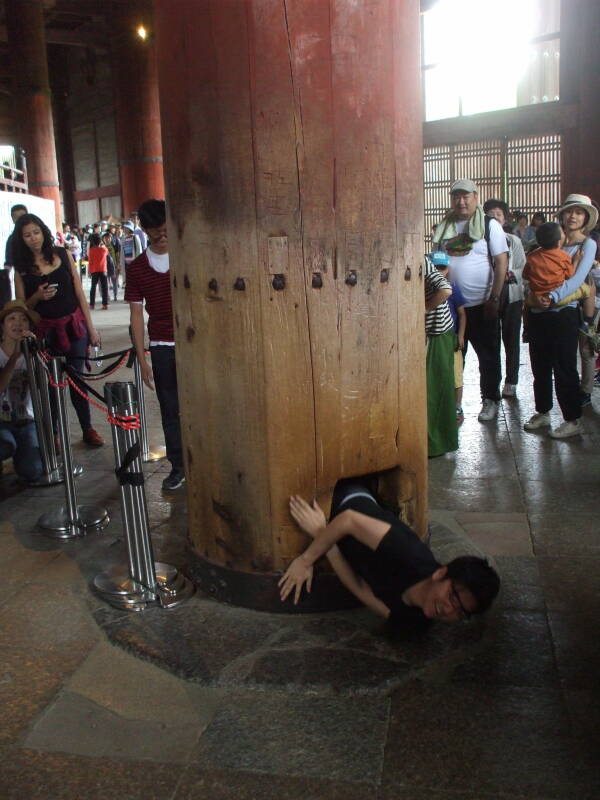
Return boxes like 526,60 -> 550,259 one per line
38,351 -> 142,431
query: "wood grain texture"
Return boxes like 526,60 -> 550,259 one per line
155,0 -> 427,575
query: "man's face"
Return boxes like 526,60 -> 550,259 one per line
486,207 -> 505,226
451,191 -> 478,220
11,208 -> 26,224
145,223 -> 168,253
421,567 -> 478,623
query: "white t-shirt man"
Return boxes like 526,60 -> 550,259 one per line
448,218 -> 508,307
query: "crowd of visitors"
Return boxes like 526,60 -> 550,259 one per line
428,182 -> 600,455
1,185 -> 599,493
0,201 -> 183,492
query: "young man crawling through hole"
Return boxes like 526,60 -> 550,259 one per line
279,479 -> 500,630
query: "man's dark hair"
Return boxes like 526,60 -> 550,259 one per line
12,213 -> 55,272
483,199 -> 509,218
11,203 -> 27,215
536,221 -> 562,249
446,556 -> 500,614
88,233 -> 102,247
138,199 -> 166,230
531,212 -> 546,225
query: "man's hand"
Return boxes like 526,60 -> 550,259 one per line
138,357 -> 155,390
483,298 -> 499,320
289,495 -> 326,539
278,556 -> 314,604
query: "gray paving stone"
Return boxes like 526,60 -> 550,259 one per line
382,681 -> 597,798
192,690 -> 390,783
529,513 -> 600,556
449,610 -> 558,688
174,768 -> 375,800
547,612 -> 600,690
24,691 -> 200,762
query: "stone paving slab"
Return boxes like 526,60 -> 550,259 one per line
381,681 -> 596,799
191,690 -> 390,784
0,750 -> 182,800
24,690 -> 202,763
173,768 -> 375,800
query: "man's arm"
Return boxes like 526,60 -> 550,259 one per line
325,545 -> 390,618
279,496 -> 391,604
129,302 -> 154,389
456,304 -> 466,349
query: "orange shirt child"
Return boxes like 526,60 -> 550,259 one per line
523,248 -> 574,296
522,221 -> 583,297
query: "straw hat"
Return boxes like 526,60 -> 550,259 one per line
558,194 -> 599,233
0,299 -> 40,326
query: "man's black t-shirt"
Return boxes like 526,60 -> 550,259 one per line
333,494 -> 439,630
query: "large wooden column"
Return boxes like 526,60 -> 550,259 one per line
111,1 -> 164,217
5,0 -> 61,230
155,0 -> 426,611
560,0 -> 600,201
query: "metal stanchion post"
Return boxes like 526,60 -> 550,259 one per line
35,347 -> 84,479
94,381 -> 193,611
38,357 -> 109,538
21,337 -> 62,487
132,350 -> 166,463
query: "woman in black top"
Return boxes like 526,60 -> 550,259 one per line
13,214 -> 104,446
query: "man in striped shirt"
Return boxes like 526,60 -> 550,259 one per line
125,199 -> 184,491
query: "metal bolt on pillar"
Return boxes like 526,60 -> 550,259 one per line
38,357 -> 109,538
94,381 -> 194,611
133,351 -> 166,463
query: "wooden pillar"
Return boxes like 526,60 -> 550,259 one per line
111,1 -> 164,217
154,0 -> 426,611
560,0 -> 600,202
5,0 -> 61,230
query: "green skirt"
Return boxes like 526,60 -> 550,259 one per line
427,329 -> 459,457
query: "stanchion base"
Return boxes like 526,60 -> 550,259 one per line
29,463 -> 84,488
38,505 -> 110,538
93,561 -> 195,611
28,468 -> 64,488
143,445 -> 167,463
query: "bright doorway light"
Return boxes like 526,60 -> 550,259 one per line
136,25 -> 148,41
423,0 -> 537,120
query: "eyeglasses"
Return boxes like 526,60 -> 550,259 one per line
450,583 -> 472,620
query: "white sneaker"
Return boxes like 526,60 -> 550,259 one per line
549,419 -> 583,439
478,399 -> 499,421
502,383 -> 516,398
524,412 -> 551,431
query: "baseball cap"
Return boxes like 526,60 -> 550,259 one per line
450,179 -> 478,194
428,251 -> 450,267
123,221 -> 135,231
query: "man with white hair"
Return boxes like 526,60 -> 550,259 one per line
433,179 -> 508,421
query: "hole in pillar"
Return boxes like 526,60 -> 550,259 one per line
329,468 -> 416,527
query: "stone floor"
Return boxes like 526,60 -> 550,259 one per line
1,299 -> 599,799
